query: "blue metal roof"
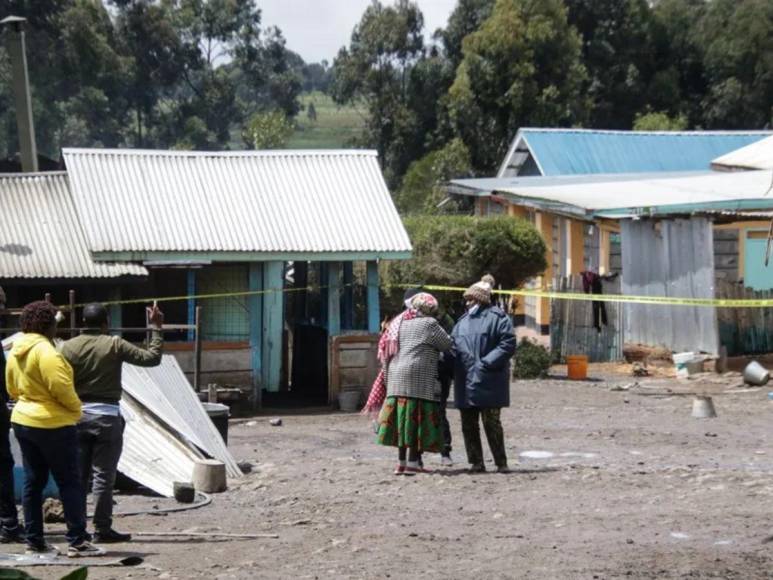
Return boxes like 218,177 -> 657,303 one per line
514,129 -> 772,176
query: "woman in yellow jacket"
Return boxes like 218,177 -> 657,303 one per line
5,301 -> 103,558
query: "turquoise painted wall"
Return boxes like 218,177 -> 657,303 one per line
745,234 -> 773,290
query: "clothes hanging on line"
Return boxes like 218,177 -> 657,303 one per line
581,271 -> 607,332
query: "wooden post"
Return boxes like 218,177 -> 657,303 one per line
69,289 -> 76,337
108,287 -> 122,337
366,261 -> 380,334
294,261 -> 308,321
262,261 -> 284,393
327,262 -> 342,337
194,306 -> 202,392
248,263 -> 263,409
319,262 -> 329,328
342,262 -> 354,330
187,269 -> 196,342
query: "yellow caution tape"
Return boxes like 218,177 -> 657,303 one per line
51,282 -> 773,310
397,284 -> 773,309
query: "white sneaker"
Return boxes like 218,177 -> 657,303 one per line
440,455 -> 454,467
67,540 -> 106,558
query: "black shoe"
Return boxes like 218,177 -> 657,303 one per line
0,525 -> 23,544
25,542 -> 60,555
496,465 -> 511,474
468,463 -> 486,473
94,529 -> 132,543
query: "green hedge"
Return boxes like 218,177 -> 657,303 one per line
381,214 -> 547,313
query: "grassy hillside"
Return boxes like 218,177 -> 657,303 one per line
287,91 -> 367,149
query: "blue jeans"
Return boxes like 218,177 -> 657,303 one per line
12,423 -> 88,547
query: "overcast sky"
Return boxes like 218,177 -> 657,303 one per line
259,0 -> 458,63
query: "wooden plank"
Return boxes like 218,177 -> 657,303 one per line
366,261 -> 380,334
248,263 -> 263,408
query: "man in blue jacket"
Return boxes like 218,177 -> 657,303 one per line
452,275 -> 516,473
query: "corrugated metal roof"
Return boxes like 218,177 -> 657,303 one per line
450,171 -> 705,196
0,172 -> 147,279
712,135 -> 773,171
62,149 -> 412,256
461,169 -> 773,218
122,355 -> 242,478
499,128 -> 773,177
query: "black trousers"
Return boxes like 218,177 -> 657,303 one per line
439,377 -> 452,456
0,409 -> 19,532
13,423 -> 89,547
78,414 -> 125,533
592,300 -> 608,330
460,408 -> 508,468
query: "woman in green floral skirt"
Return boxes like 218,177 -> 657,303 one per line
376,292 -> 452,475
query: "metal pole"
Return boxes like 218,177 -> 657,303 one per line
1,17 -> 38,173
194,306 -> 202,392
44,293 -> 51,303
69,289 -> 76,337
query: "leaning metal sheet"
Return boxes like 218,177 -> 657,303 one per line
118,394 -> 203,498
121,355 -> 242,478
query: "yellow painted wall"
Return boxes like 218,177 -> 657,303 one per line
569,220 -> 585,275
533,211 -> 554,327
504,201 -> 628,328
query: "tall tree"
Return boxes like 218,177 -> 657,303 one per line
331,0 -> 426,185
696,0 -> 773,129
448,0 -> 589,172
564,0 -> 655,129
649,0 -> 707,127
113,0 -> 193,147
441,0 -> 495,70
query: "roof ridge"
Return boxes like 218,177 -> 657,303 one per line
519,127 -> 773,136
62,148 -> 378,158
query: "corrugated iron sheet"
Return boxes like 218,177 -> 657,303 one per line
0,172 -> 147,279
62,149 -> 412,255
118,394 -> 203,498
122,355 -> 242,478
712,135 -> 773,171
500,128 -> 772,177
459,169 -> 773,218
621,218 -> 718,354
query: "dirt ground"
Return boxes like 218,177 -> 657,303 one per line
8,369 -> 773,579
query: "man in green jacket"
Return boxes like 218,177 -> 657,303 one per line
60,302 -> 164,543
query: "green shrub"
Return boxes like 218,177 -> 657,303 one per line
395,138 -> 472,215
380,215 -> 547,314
512,338 -> 551,379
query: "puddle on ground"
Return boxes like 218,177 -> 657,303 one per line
520,451 -> 555,459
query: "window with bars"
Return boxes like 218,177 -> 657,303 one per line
196,265 -> 250,342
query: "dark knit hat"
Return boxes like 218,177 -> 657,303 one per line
463,274 -> 495,305
403,287 -> 423,303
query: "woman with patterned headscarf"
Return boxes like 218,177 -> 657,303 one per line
375,292 -> 452,475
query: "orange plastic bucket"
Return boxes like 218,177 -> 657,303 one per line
566,355 -> 588,380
